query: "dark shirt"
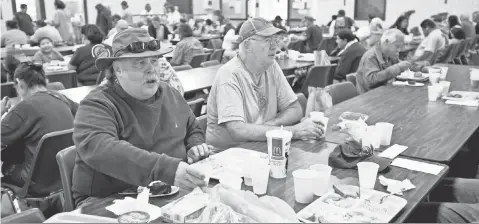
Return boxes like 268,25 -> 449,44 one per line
305,25 -> 323,51
1,90 -> 77,187
148,24 -> 171,40
334,42 -> 367,81
14,12 -> 34,36
96,6 -> 113,35
72,82 -> 205,205
69,44 -> 108,84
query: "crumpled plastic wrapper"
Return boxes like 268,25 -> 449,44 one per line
378,175 -> 416,195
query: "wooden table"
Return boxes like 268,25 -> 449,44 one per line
1,45 -> 83,59
163,48 -> 214,59
324,64 -> 479,163
58,86 -> 97,103
276,58 -> 314,70
170,35 -> 221,46
176,64 -> 221,93
79,140 -> 448,223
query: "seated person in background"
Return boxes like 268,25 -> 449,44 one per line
30,20 -> 63,45
327,15 -> 337,27
334,10 -> 357,33
107,14 -> 122,38
148,16 -> 171,41
170,24 -> 205,66
272,16 -> 287,31
355,17 -> 384,49
333,30 -> 367,82
104,19 -> 129,46
356,29 -> 411,94
221,19 -> 235,36
449,26 -> 466,44
223,22 -> 243,59
72,28 -> 209,207
1,20 -> 28,48
204,19 -> 216,34
32,37 -> 64,63
206,18 -> 324,149
1,62 -> 77,188
192,19 -> 206,36
390,15 -> 411,35
290,16 -> 323,53
408,178 -> 479,223
68,25 -> 106,86
459,14 -> 476,38
412,19 -> 448,62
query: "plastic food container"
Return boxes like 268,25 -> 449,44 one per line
118,211 -> 150,223
339,112 -> 369,122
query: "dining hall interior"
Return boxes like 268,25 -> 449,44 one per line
1,0 -> 479,222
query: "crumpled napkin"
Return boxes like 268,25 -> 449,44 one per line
106,189 -> 161,222
392,81 -> 424,86
378,175 -> 416,195
334,120 -> 368,143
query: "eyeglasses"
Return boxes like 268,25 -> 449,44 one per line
249,35 -> 282,49
114,39 -> 161,57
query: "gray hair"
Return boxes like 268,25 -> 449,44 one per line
460,14 -> 470,21
380,29 -> 405,44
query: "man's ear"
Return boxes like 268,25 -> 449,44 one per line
113,62 -> 123,78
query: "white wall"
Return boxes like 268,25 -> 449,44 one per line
193,0 -> 220,15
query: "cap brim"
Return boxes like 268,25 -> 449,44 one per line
95,47 -> 173,71
362,156 -> 392,172
256,26 -> 284,37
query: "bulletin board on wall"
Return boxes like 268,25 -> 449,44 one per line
354,0 -> 386,20
222,0 -> 247,20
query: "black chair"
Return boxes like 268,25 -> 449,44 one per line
55,146 -> 76,212
2,129 -> 74,214
197,115 -> 207,132
200,60 -> 220,68
188,98 -> 205,117
47,70 -> 77,89
327,82 -> 359,105
2,208 -> 45,224
189,54 -> 210,68
346,73 -> 357,86
296,93 -> 307,116
453,40 -> 468,64
1,82 -> 17,98
301,64 -> 337,98
436,43 -> 456,64
172,65 -> 193,71
206,39 -> 223,49
430,47 -> 447,65
317,37 -> 338,55
209,49 -> 225,63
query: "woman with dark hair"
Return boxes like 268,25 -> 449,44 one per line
51,0 -> 73,43
332,29 -> 366,81
192,19 -> 206,36
32,37 -> 64,63
223,21 -> 242,52
68,25 -> 109,85
448,15 -> 462,38
390,15 -> 410,35
449,26 -> 466,44
148,16 -> 171,40
1,62 -> 77,189
170,24 -> 205,66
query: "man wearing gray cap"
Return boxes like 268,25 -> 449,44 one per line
206,17 -> 324,149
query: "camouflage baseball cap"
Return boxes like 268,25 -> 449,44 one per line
237,17 -> 284,43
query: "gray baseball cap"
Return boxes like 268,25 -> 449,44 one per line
237,17 -> 284,43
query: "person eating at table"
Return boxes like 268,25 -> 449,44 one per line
170,24 -> 205,66
71,28 -> 208,207
411,19 -> 448,63
331,30 -> 366,82
355,29 -> 412,94
30,20 -> 63,46
1,62 -> 77,190
206,18 -> 324,150
32,37 -> 65,64
1,20 -> 28,48
290,16 -> 323,53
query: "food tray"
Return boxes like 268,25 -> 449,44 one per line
191,148 -> 268,180
442,91 -> 479,101
339,112 -> 369,122
396,71 -> 429,82
45,213 -> 117,223
297,185 -> 407,223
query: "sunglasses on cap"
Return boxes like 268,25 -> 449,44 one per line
114,39 -> 161,57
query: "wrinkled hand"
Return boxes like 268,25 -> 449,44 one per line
187,143 -> 212,164
292,118 -> 324,140
174,161 -> 208,191
396,61 -> 412,72
333,120 -> 367,143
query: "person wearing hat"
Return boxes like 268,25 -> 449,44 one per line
290,16 -> 323,53
71,28 -> 210,207
272,16 -> 286,31
206,17 -> 325,149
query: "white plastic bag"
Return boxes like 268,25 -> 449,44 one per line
305,87 -> 333,116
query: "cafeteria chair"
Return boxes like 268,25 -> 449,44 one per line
209,49 -> 225,63
296,93 -> 307,117
430,47 -> 447,65
1,129 -> 74,215
47,70 -> 77,89
46,82 -> 65,91
317,37 -> 338,55
197,115 -> 207,132
326,82 -> 358,105
452,40 -> 468,64
200,60 -> 221,68
1,82 -> 17,98
436,43 -> 458,64
206,39 -> 223,50
188,98 -> 205,117
172,64 -> 193,71
189,54 -> 210,68
346,73 -> 357,86
55,146 -> 76,212
2,208 -> 45,224
300,64 -> 337,98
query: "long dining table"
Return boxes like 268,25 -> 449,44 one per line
78,140 -> 448,223
324,64 -> 479,163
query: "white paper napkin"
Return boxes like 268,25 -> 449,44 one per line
106,191 -> 161,222
378,144 -> 408,159
392,81 -> 424,87
391,158 -> 444,175
378,175 -> 416,195
445,100 -> 479,107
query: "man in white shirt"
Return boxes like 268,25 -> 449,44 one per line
140,4 -> 154,24
120,1 -> 133,25
413,19 -> 447,62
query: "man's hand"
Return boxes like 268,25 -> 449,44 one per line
291,118 -> 324,140
187,143 -> 211,164
174,161 -> 208,190
396,61 -> 412,72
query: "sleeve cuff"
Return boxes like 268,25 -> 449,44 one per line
217,116 -> 245,125
154,155 -> 182,186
